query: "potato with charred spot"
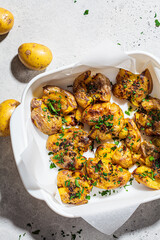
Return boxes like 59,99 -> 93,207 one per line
112,68 -> 153,106
73,71 -> 111,108
86,158 -> 131,190
46,128 -> 92,170
141,141 -> 160,168
43,86 -> 77,115
57,170 -> 92,205
82,102 -> 124,141
18,43 -> 53,70
124,119 -> 141,152
31,86 -> 78,135
133,166 -> 160,190
31,98 -> 62,135
135,97 -> 160,136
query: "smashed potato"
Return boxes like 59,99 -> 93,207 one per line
73,71 -> 111,108
57,170 -> 92,205
95,143 -> 117,160
141,141 -> 160,168
135,97 -> 160,136
133,166 -> 160,190
31,99 -> 62,135
63,107 -> 83,127
43,85 -> 77,115
46,128 -> 91,170
86,158 -> 131,190
82,102 -> 124,141
112,68 -> 153,106
124,119 -> 141,152
31,86 -> 77,135
112,145 -> 134,169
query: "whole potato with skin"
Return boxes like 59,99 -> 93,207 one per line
0,8 -> 14,35
0,99 -> 20,136
18,43 -> 53,70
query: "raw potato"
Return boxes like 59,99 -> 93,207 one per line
57,170 -> 92,205
0,99 -> 20,136
133,165 -> 160,190
0,8 -> 14,35
18,43 -> 53,70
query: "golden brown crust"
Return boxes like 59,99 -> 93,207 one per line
57,170 -> 92,205
73,71 -> 111,108
112,68 -> 153,106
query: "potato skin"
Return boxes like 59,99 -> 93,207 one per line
133,165 -> 160,190
0,99 -> 20,136
18,43 -> 53,70
0,8 -> 14,35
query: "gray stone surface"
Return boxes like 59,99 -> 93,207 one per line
1,0 -> 160,239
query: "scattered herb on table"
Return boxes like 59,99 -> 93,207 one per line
84,10 -> 89,15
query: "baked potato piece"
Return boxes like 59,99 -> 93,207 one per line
73,71 -> 111,108
133,165 -> 160,189
112,145 -> 134,169
86,158 -> 131,190
141,141 -> 160,168
135,97 -> 160,136
95,143 -> 117,160
43,85 -> 77,115
31,98 -> 62,135
63,107 -> 83,127
124,119 -> 141,152
112,68 -> 153,106
57,170 -> 92,205
82,102 -> 124,141
31,86 -> 79,134
118,119 -> 129,139
46,128 -> 92,170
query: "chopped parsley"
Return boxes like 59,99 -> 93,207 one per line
50,163 -> 56,169
155,19 -> 160,27
84,10 -> 89,15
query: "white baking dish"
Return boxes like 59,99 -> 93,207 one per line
10,50 -> 160,220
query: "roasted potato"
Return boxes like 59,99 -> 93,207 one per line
31,98 -> 62,135
96,142 -> 137,169
82,102 -> 124,141
63,107 -> 83,127
112,68 -> 153,106
18,43 -> 53,70
86,157 -> 131,190
112,145 -> 134,169
124,119 -> 141,152
57,170 -> 92,205
0,99 -> 20,136
46,128 -> 92,170
31,86 -> 78,134
0,8 -> 14,35
135,97 -> 160,136
133,165 -> 160,189
141,141 -> 160,168
95,143 -> 117,160
73,71 -> 111,108
43,85 -> 77,115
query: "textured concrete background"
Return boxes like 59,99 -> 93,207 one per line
1,0 -> 160,239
